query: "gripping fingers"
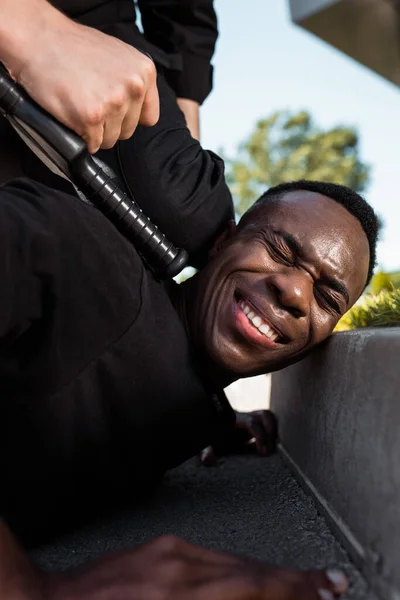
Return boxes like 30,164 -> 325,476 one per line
82,124 -> 104,155
120,52 -> 159,138
83,53 -> 159,152
101,103 -> 129,149
138,75 -> 160,127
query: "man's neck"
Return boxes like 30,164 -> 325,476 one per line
172,276 -> 236,391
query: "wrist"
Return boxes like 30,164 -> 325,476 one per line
0,0 -> 68,77
176,97 -> 200,141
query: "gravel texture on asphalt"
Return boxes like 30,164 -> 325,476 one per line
33,453 -> 377,599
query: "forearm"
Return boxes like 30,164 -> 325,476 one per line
176,98 -> 200,141
0,521 -> 44,600
0,0 -> 65,74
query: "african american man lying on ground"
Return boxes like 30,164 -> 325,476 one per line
0,171 -> 378,600
0,0 -> 379,595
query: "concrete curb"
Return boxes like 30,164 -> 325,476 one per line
270,328 -> 400,600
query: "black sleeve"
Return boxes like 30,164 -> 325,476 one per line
138,0 -> 218,104
108,72 -> 234,268
14,29 -> 234,269
0,178 -> 144,385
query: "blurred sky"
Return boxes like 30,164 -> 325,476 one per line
200,0 -> 400,272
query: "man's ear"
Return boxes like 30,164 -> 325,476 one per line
209,220 -> 237,259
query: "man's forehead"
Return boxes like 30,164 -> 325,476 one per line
244,191 -> 363,239
240,189 -> 370,299
252,190 -> 344,221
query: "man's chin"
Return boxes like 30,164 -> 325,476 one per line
210,349 -> 278,380
212,344 -> 312,380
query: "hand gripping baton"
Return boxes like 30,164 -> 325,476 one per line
0,65 -> 188,279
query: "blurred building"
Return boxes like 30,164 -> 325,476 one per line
289,0 -> 400,86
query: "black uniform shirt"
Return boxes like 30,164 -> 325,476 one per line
0,8 -> 233,542
0,177 -> 234,541
51,0 -> 219,104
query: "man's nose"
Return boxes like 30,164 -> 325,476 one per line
269,270 -> 312,317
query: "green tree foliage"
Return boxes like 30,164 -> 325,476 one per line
226,111 -> 370,216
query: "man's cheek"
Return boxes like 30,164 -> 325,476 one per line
312,318 -> 337,345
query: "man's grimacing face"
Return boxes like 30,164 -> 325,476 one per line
193,191 -> 370,378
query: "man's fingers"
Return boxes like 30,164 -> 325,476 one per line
86,85 -> 154,150
103,65 -> 159,145
119,100 -> 143,141
239,420 -> 267,456
234,410 -> 277,456
192,563 -> 349,600
82,123 -> 105,155
60,533 -> 349,600
199,446 -> 217,466
138,74 -> 160,127
311,569 -> 349,595
254,567 -> 348,600
18,21 -> 161,153
306,569 -> 348,597
150,535 -> 240,569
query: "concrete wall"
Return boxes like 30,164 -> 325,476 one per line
271,328 -> 400,600
289,0 -> 400,86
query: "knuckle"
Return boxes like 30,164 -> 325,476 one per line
143,56 -> 156,80
109,88 -> 127,110
127,74 -> 145,98
82,105 -> 104,127
154,534 -> 182,555
160,557 -> 186,584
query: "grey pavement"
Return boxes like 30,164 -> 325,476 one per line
33,453 -> 376,599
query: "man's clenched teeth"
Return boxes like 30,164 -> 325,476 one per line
238,299 -> 279,342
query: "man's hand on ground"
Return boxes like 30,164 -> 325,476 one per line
3,1 -> 159,154
46,534 -> 347,600
200,410 -> 278,466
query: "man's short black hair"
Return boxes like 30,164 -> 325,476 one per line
250,180 -> 379,286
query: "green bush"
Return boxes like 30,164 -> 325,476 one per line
389,271 -> 400,289
369,271 -> 393,295
336,288 -> 400,331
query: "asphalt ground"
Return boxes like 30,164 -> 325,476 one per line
32,453 -> 376,599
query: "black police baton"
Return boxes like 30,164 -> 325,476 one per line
0,65 -> 188,279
